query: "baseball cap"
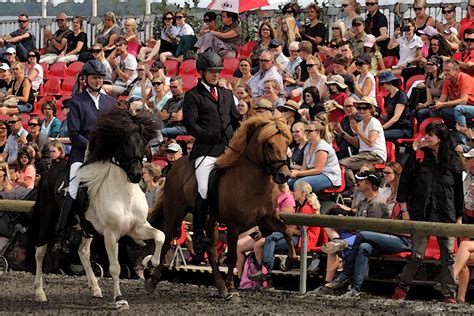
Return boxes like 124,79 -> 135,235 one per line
463,148 -> 474,158
0,63 -> 10,71
418,26 -> 438,37
167,143 -> 182,153
352,17 -> 365,25
5,47 -> 16,55
269,39 -> 284,48
355,171 -> 382,188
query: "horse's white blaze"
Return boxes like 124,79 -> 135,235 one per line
34,245 -> 48,302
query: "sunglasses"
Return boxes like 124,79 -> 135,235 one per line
18,20 -> 28,23
332,27 -> 340,31
304,129 -> 316,134
56,19 -> 66,22
426,63 -> 435,66
90,49 -> 101,53
442,9 -> 453,14
164,17 -> 173,21
28,54 -> 36,57
383,171 -> 394,175
116,44 -> 124,48
306,64 -> 317,68
284,10 -> 293,14
344,104 -> 354,108
8,120 -> 18,125
28,122 -> 39,127
357,106 -> 370,111
341,4 -> 349,7
137,68 -> 146,71
413,7 -> 422,11
355,61 -> 367,66
175,16 -> 184,19
259,59 -> 272,62
465,38 -> 474,43
204,18 -> 211,22
152,82 -> 163,86
353,23 -> 362,27
366,2 -> 377,6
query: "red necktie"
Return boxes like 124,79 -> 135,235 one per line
210,87 -> 218,101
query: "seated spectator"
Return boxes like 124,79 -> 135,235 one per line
142,162 -> 162,208
0,63 -> 12,99
413,0 -> 435,30
237,95 -> 255,121
334,97 -> 361,159
89,43 -> 113,84
57,16 -> 88,63
378,71 -> 411,141
339,41 -> 357,73
269,39 -> 290,71
128,63 -> 152,115
159,76 -> 186,137
3,47 -> 17,66
2,113 -> 28,166
0,162 -> 13,192
283,42 -> 302,92
233,58 -> 253,89
288,121 -> 341,192
198,12 -> 218,36
388,18 -> 423,75
363,35 -> 384,76
249,181 -> 319,282
25,49 -> 43,93
147,75 -> 171,112
26,116 -> 51,175
392,122 -> 462,303
6,61 -> 34,114
0,14 -> 36,62
40,12 -> 72,65
301,86 -> 324,121
426,34 -> 452,60
339,97 -> 386,190
138,12 -> 178,63
55,99 -> 71,153
275,100 -> 301,129
276,15 -> 301,55
414,55 -> 444,118
0,121 -> 8,156
329,54 -> 350,78
302,4 -> 326,54
438,4 -> 460,33
14,146 -> 35,189
326,75 -> 348,107
453,28 -> 474,76
195,11 -> 241,58
380,162 -> 403,213
253,99 -> 274,118
290,122 -> 308,170
234,83 -> 252,100
251,22 -> 275,62
443,27 -> 461,53
40,100 -> 61,138
161,142 -> 183,177
123,18 -> 139,57
159,10 -> 195,63
459,0 -> 474,42
354,54 -> 376,103
106,36 -> 138,97
248,51 -> 285,99
351,16 -> 367,59
262,79 -> 285,109
96,11 -> 121,57
303,55 -> 327,98
341,0 -> 361,36
324,21 -> 347,58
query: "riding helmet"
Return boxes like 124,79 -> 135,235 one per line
82,60 -> 106,76
196,51 -> 223,72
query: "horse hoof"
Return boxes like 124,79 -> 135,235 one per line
225,291 -> 240,302
90,287 -> 103,298
144,278 -> 157,293
35,291 -> 48,302
114,296 -> 129,310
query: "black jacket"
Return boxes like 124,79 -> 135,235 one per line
397,148 -> 464,223
183,81 -> 240,159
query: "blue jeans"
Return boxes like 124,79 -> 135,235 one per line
288,173 -> 333,192
160,125 -> 187,137
261,232 -> 298,273
384,128 -> 412,142
18,103 -> 33,113
340,231 -> 412,291
454,105 -> 474,150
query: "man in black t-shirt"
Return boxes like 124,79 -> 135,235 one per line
364,1 -> 389,56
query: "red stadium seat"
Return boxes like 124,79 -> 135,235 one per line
238,41 -> 257,58
170,222 -> 188,267
220,58 -> 239,81
47,62 -> 67,79
66,61 -> 84,77
321,167 -> 346,204
42,78 -> 61,96
383,56 -> 399,69
164,60 -> 179,76
34,95 -> 55,113
375,95 -> 385,115
179,59 -> 199,77
396,117 -> 419,145
374,141 -> 396,170
397,117 -> 444,145
61,76 -> 76,96
40,62 -> 49,78
182,75 -> 198,92
57,95 -> 72,111
404,74 -> 425,93
328,109 -> 345,123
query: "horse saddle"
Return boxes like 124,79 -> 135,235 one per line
207,167 -> 225,214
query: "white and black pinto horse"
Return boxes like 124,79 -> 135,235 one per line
31,110 -> 165,310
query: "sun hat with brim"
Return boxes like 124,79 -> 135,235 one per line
325,75 -> 348,90
167,143 -> 182,153
354,96 -> 376,108
355,171 -> 382,188
254,99 -> 274,111
378,71 -> 400,84
277,100 -> 300,112
463,149 -> 474,158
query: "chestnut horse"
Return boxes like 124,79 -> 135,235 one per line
145,116 -> 295,299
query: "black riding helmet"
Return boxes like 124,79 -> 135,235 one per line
81,60 -> 106,76
196,51 -> 223,72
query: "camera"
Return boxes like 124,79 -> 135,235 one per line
400,25 -> 410,32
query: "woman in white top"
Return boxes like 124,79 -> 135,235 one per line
341,0 -> 361,38
303,55 -> 327,99
289,121 -> 341,192
354,54 -> 376,104
25,49 -> 43,93
387,18 -> 423,75
339,96 -> 386,189
89,43 -> 113,84
159,9 -> 195,63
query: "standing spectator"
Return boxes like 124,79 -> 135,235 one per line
123,18 -> 139,57
6,61 -> 34,114
303,4 -> 326,53
248,51 -> 284,99
438,4 -> 460,33
26,116 -> 51,174
142,162 -> 162,208
0,14 -> 36,62
453,28 -> 474,76
159,76 -> 186,137
57,16 -> 88,63
96,11 -> 121,57
333,97 -> 361,159
351,16 -> 367,59
342,0 -> 361,38
1,113 -> 28,166
364,0 -> 389,56
40,13 -> 72,65
412,0 -> 434,30
138,12 -> 178,62
392,122 -> 462,303
459,0 -> 474,41
25,49 -> 43,93
107,36 -> 138,97
40,100 -> 61,138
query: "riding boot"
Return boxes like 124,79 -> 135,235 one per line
192,195 -> 212,258
53,193 -> 75,254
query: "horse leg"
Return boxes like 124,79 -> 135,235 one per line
103,230 -> 128,310
225,228 -> 240,301
129,222 -> 165,271
34,245 -> 48,302
78,236 -> 102,298
206,225 -> 228,299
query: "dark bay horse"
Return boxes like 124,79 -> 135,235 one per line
145,116 -> 294,299
32,110 -> 165,310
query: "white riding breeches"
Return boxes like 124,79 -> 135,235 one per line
68,162 -> 83,200
195,156 -> 217,200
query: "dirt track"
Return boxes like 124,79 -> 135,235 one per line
0,271 -> 472,314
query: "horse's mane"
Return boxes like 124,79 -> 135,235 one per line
87,110 -> 157,163
216,116 -> 292,169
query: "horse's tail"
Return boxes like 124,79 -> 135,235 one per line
148,178 -> 165,230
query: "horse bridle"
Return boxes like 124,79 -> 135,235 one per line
111,155 -> 143,180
